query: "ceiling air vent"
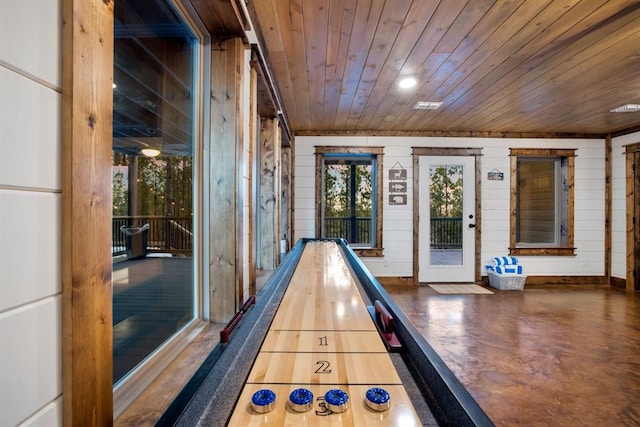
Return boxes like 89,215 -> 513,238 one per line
610,104 -> 640,113
413,101 -> 442,110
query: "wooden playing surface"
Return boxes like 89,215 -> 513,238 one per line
227,240 -> 421,426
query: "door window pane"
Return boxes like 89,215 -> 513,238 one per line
429,164 -> 463,266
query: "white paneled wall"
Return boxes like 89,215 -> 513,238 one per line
0,298 -> 61,426
0,190 -> 60,312
0,0 -> 62,425
295,136 -> 607,278
0,66 -> 61,190
611,131 -> 640,279
0,0 -> 61,88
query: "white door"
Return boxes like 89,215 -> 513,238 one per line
418,156 -> 475,283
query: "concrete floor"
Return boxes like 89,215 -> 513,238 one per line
386,284 -> 640,426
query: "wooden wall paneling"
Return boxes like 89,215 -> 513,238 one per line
259,117 -> 279,269
209,37 -> 244,321
62,0 -> 114,425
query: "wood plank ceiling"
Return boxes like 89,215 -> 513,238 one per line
191,0 -> 640,137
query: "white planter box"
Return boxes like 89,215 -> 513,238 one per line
487,271 -> 526,290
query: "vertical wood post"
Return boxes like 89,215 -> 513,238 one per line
259,118 -> 280,269
62,0 -> 114,425
604,134 -> 611,285
209,38 -> 245,321
281,145 -> 292,255
248,65 -> 258,296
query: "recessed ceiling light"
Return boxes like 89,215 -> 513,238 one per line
398,77 -> 417,89
141,148 -> 161,157
413,101 -> 442,110
610,104 -> 640,112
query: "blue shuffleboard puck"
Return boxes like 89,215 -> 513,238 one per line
288,388 -> 314,412
251,389 -> 276,414
324,388 -> 349,413
365,387 -> 391,412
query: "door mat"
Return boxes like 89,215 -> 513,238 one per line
428,284 -> 494,294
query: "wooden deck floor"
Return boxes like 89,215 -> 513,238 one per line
116,273 -> 640,426
115,269 -> 272,426
112,256 -> 194,383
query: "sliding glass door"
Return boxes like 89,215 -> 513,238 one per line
111,0 -> 197,385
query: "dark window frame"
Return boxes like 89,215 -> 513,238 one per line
509,148 -> 576,256
315,146 -> 384,257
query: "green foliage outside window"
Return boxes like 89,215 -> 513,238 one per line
112,153 -> 193,217
429,165 -> 463,218
324,162 -> 372,218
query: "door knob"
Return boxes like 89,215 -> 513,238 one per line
468,223 -> 476,228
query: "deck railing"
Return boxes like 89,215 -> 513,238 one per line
324,217 -> 371,244
430,217 -> 462,249
322,216 -> 463,248
112,216 -> 193,257
111,216 -> 459,257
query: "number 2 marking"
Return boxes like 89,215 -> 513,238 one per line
315,360 -> 332,374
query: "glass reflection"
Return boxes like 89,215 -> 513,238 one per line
111,0 -> 196,384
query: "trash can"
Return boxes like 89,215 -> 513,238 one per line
120,223 -> 149,260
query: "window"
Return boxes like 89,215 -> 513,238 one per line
112,0 -> 198,386
510,148 -> 575,256
315,146 -> 383,256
